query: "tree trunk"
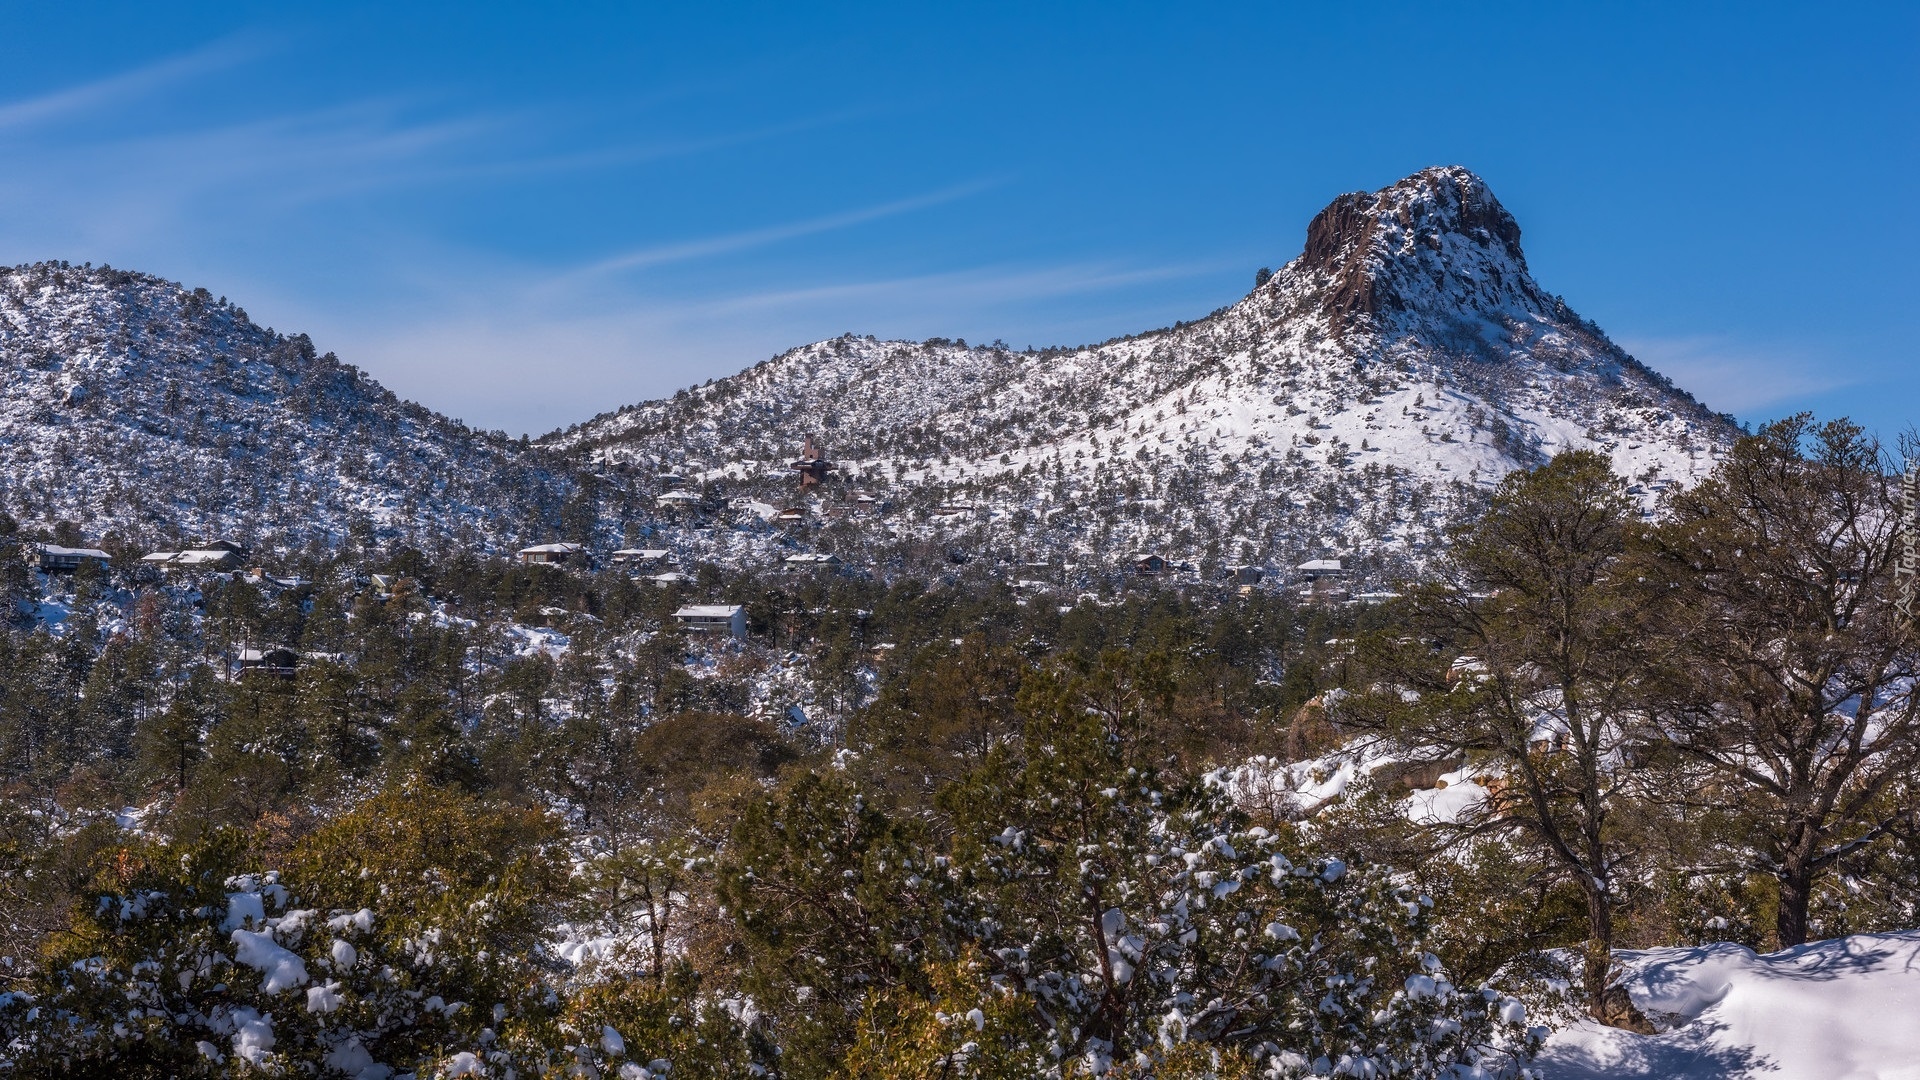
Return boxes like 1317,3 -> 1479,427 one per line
1583,884 -> 1614,1020
1776,860 -> 1813,948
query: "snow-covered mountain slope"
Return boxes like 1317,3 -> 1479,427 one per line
555,167 -> 1736,578
0,263 -> 582,552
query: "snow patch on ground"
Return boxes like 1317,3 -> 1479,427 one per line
1539,929 -> 1920,1079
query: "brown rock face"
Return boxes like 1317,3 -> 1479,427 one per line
1303,191 -> 1388,325
1294,166 -> 1529,331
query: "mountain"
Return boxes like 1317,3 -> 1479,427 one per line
0,262 -> 584,553
1,167 -> 1737,579
553,166 -> 1736,579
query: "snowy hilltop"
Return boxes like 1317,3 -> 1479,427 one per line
554,166 -> 1737,579
0,263 -> 584,553
0,168 -> 1739,580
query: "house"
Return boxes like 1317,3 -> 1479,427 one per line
656,473 -> 688,490
27,543 -> 111,573
1132,553 -> 1169,576
645,571 -> 690,586
367,573 -> 416,600
237,645 -> 300,679
610,548 -> 671,568
517,543 -> 586,566
1227,565 -> 1264,586
140,547 -> 244,571
656,490 -> 702,511
200,539 -> 250,556
783,552 -> 841,570
244,568 -> 307,591
1348,591 -> 1402,605
775,506 -> 807,524
177,549 -> 240,569
934,503 -> 974,518
673,604 -> 746,639
1297,558 -> 1351,605
1295,558 -> 1348,581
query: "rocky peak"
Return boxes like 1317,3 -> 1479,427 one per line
1284,166 -> 1545,331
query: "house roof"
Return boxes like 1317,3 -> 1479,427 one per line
141,551 -> 179,563
1297,558 -> 1346,572
611,548 -> 670,559
784,553 -> 839,564
238,646 -> 298,663
34,544 -> 110,559
674,604 -> 743,618
657,490 -> 701,503
174,549 -> 239,565
518,543 -> 585,555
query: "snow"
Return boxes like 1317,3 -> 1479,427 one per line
1538,929 -> 1920,1079
0,262 -> 580,553
324,1037 -> 390,1079
231,928 -> 310,994
224,891 -> 267,931
550,168 -> 1731,581
228,1006 -> 276,1066
552,923 -> 621,967
1403,769 -> 1488,825
1,171 -> 1732,582
327,908 -> 376,934
330,938 -> 359,969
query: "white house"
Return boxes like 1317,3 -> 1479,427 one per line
517,543 -> 586,566
673,604 -> 746,639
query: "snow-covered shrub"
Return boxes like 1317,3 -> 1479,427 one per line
0,790 -> 589,1077
722,663 -> 1542,1078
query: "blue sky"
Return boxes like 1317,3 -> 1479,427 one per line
0,2 -> 1913,438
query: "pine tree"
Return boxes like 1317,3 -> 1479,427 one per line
1643,416 -> 1920,947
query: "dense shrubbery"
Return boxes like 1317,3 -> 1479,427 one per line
0,415 -> 1915,1076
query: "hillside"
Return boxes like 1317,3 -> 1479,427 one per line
556,167 -> 1737,580
0,262 -> 585,553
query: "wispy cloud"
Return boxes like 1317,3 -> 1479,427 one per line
697,259 -> 1222,316
562,179 -> 1004,281
0,33 -> 266,131
1624,335 -> 1848,415
0,35 -> 1229,435
328,254 -> 1228,434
